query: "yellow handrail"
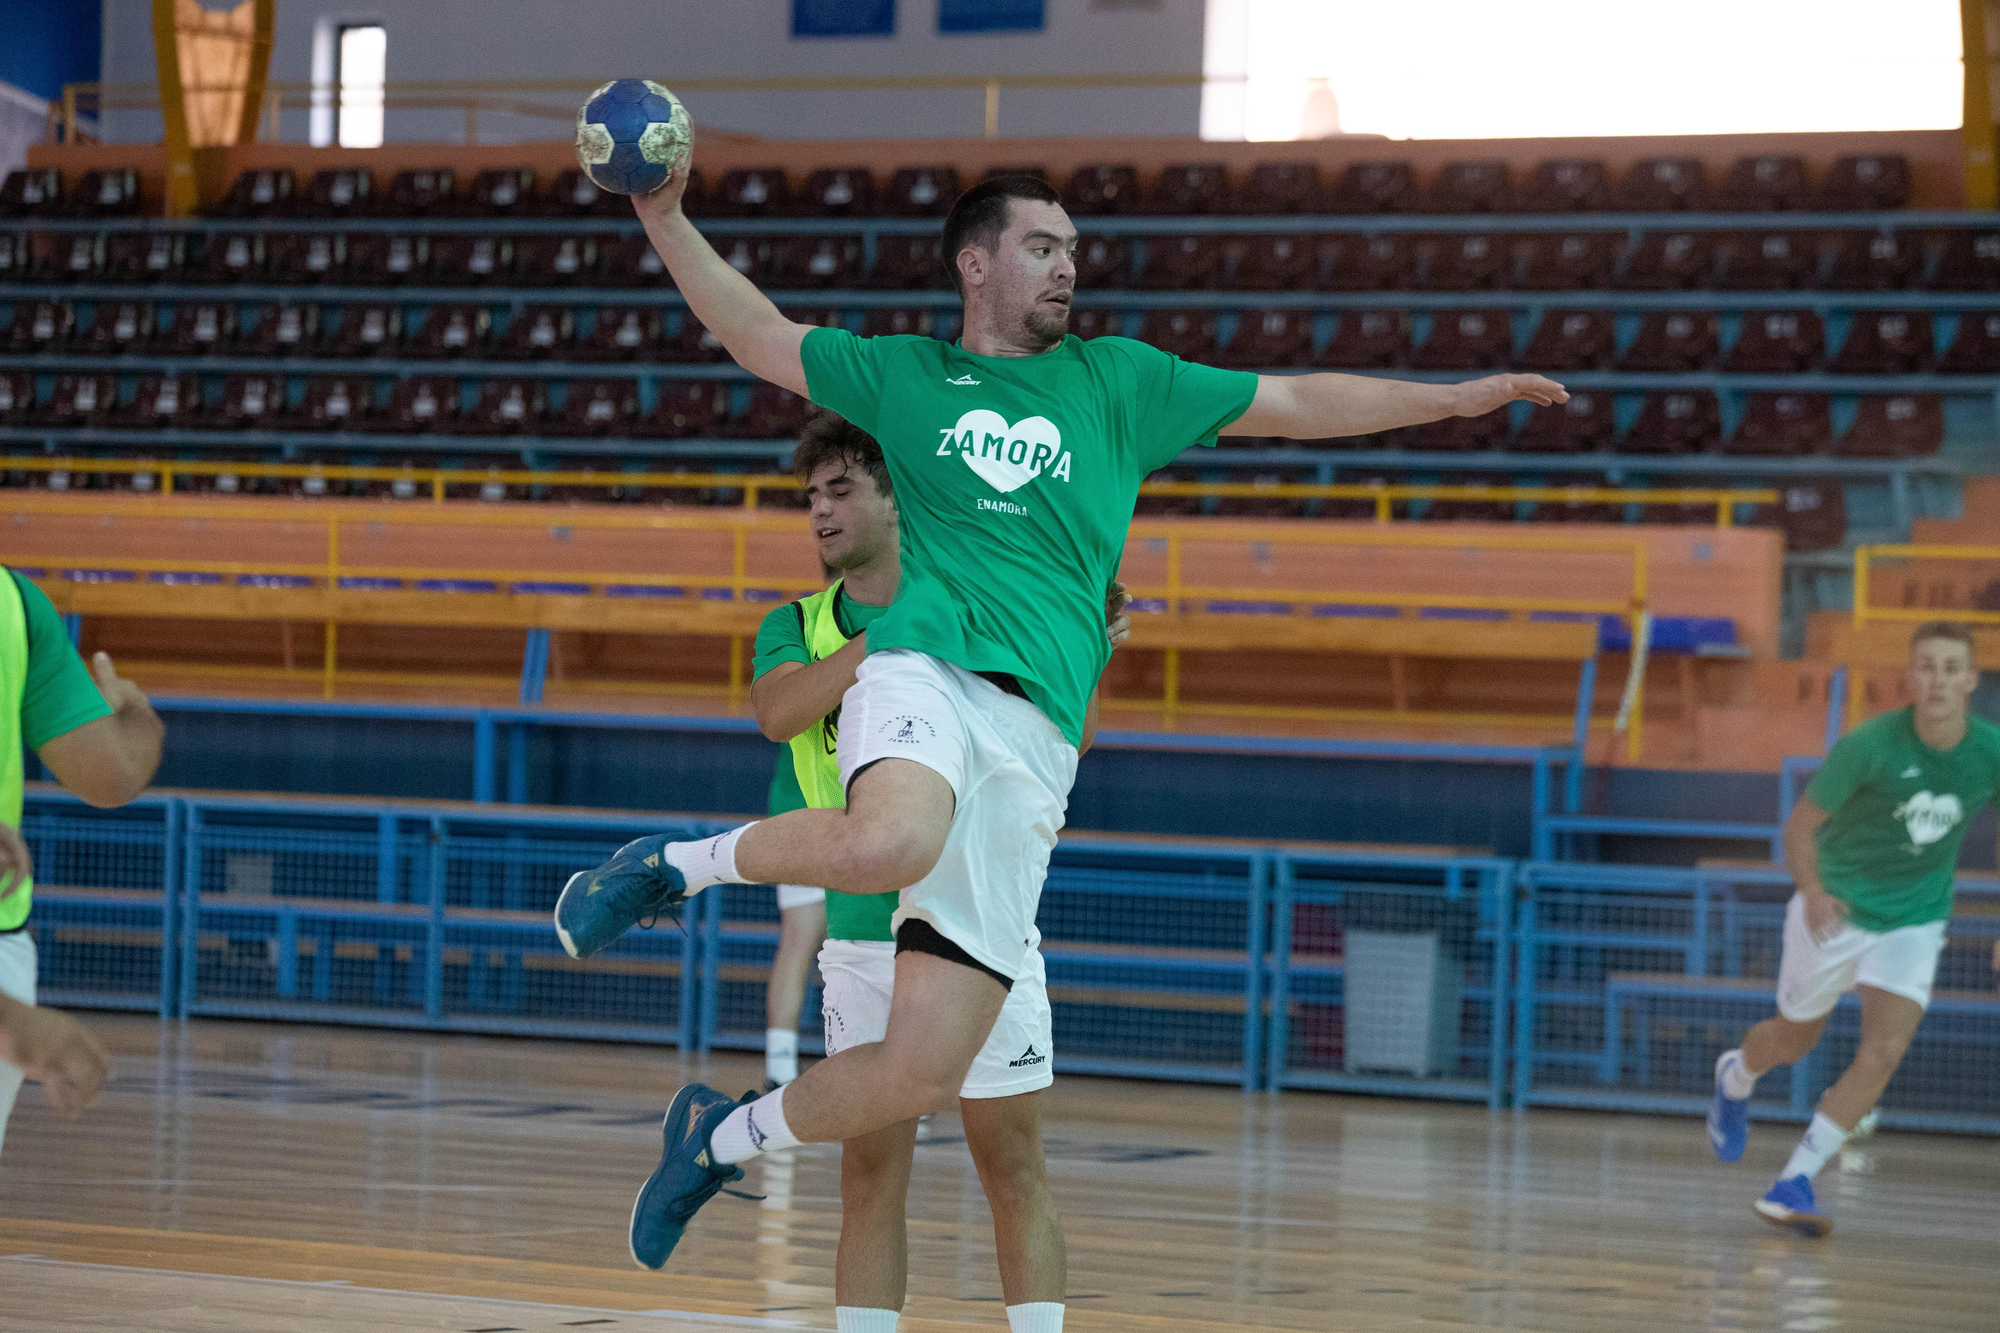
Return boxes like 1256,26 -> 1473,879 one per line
1847,541 -> 2000,727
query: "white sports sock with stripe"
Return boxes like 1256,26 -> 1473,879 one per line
664,823 -> 755,893
835,1308 -> 899,1333
1781,1111 -> 1850,1181
1006,1302 -> 1064,1333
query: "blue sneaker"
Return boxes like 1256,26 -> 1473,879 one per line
554,833 -> 689,959
629,1083 -> 758,1270
1754,1175 -> 1832,1238
1707,1051 -> 1750,1163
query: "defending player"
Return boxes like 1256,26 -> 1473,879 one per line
553,164 -> 1567,1292
1707,621 -> 1999,1236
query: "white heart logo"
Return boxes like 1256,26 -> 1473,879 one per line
1892,790 -> 1963,848
947,410 -> 1064,495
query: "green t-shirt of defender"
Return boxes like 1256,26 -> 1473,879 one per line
799,328 -> 1259,747
1805,706 -> 2000,931
756,584 -> 898,942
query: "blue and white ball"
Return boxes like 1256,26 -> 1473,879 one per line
575,79 -> 691,196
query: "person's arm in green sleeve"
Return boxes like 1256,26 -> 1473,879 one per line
751,600 -> 869,744
14,575 -> 163,806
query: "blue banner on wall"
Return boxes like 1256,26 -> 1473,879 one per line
939,0 -> 1045,33
792,0 -> 896,38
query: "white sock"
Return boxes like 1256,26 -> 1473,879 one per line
1781,1111 -> 1851,1181
1006,1303 -> 1064,1333
1719,1049 -> 1758,1099
765,1027 -> 799,1085
709,1083 -> 799,1164
663,823 -> 756,893
835,1309 -> 899,1333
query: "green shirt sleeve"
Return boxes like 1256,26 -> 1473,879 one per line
767,746 -> 807,816
1804,723 -> 1876,817
752,601 -> 811,681
800,326 -> 898,437
13,572 -> 112,749
1117,337 -> 1260,471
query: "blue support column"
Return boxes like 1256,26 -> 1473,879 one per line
506,725 -> 529,805
158,799 -> 181,1019
178,805 -> 203,1019
696,881 -> 722,1052
1262,855 -> 1294,1092
1242,852 -> 1268,1093
1824,666 -> 1847,753
424,816 -> 446,1025
61,612 -> 81,647
518,628 -> 550,704
1488,864 -> 1512,1110
472,710 -> 496,803
1512,873 -> 1538,1107
1565,653 -> 1597,816
376,812 -> 399,902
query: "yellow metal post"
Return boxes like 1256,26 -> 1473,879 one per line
984,80 -> 1001,137
322,620 -> 338,699
1965,0 -> 1998,208
236,0 -> 276,145
728,636 -> 745,710
151,0 -> 201,216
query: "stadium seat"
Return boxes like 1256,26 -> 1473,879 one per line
1725,392 -> 1831,455
1617,231 -> 1716,289
1229,233 -> 1313,290
1517,158 -> 1609,212
345,233 -> 428,284
713,167 -> 789,216
1718,231 -> 1816,290
1068,309 -> 1119,341
290,377 -> 373,431
0,232 -> 26,280
543,168 -> 630,217
1138,310 -> 1219,361
1063,164 -> 1141,215
0,167 -> 60,217
1410,309 -> 1512,369
76,300 -> 153,355
1427,160 -> 1511,213
211,168 -> 294,217
492,305 -> 575,360
1520,310 -> 1616,370
452,379 -> 545,434
266,232 -> 341,283
664,313 -> 730,361
883,166 -> 960,217
468,168 -> 535,215
238,303 -> 319,356
1401,413 -> 1506,452
980,165 -> 1048,185
600,233 -> 672,286
515,235 -> 598,286
302,168 -> 372,215
0,371 -> 32,423
1835,393 -> 1944,456
1619,311 -> 1719,371
713,235 -> 772,283
1315,311 -> 1408,368
544,378 -> 639,437
1723,310 -> 1825,373
1135,234 -> 1226,289
380,376 -> 459,433
1620,391 -> 1720,454
71,168 -> 141,217
1758,481 -> 1846,551
1820,154 -> 1912,209
1938,311 -> 2000,372
633,379 -> 732,439
1327,161 -> 1416,213
1929,230 -> 2000,290
118,373 -> 202,428
1211,466 -> 1315,519
1826,229 -> 1919,290
1616,157 -> 1709,210
1073,233 -> 1134,288
725,382 -> 814,438
1218,309 -> 1314,368
430,234 -> 514,284
4,300 -> 71,352
52,232 -> 101,281
1722,155 -> 1811,210
325,304 -> 403,358
783,306 -> 845,337
574,305 -> 662,361
863,307 -> 959,341
869,234 -> 946,288
101,232 -> 182,283
771,234 -> 863,287
1830,311 -> 1932,373
801,167 -> 876,217
192,231 -> 264,283
35,373 -> 115,425
405,305 -> 491,359
385,168 -> 456,215
1313,233 -> 1413,289
1146,163 -> 1230,214
154,301 -> 236,355
1512,391 -> 1616,453
208,374 -> 288,429
1240,162 -> 1322,214
1419,233 -> 1508,289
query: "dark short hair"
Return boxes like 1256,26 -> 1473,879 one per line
793,411 -> 891,497
1911,620 -> 1977,661
940,174 -> 1062,297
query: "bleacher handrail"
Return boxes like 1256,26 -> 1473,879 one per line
1853,542 -> 2000,626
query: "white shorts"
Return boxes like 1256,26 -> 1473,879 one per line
818,937 -> 1054,1099
0,932 -> 38,1155
836,649 -> 1078,984
1776,892 -> 1949,1021
776,884 -> 825,911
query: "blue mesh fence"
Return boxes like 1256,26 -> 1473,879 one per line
700,882 -> 826,1053
21,790 -> 176,1012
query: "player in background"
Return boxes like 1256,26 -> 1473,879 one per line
554,162 -> 1566,1302
761,751 -> 825,1090
1707,621 -> 1999,1236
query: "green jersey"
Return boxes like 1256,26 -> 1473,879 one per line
1805,706 -> 2000,931
799,328 -> 1258,746
756,584 -> 898,942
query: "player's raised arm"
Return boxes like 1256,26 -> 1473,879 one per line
1224,370 -> 1569,440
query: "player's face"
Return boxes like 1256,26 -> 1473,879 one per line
806,458 -> 896,572
1909,636 -> 1977,723
985,199 -> 1077,349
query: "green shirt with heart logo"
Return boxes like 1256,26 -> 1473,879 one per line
1805,705 -> 2000,931
799,328 -> 1259,746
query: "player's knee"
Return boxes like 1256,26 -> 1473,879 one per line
1854,1032 -> 1912,1072
844,821 -> 944,893
969,1132 -> 1046,1210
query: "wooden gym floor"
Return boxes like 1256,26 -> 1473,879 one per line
0,1017 -> 1995,1332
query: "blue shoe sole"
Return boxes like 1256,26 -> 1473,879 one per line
1753,1199 -> 1832,1238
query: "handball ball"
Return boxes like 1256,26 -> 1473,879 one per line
575,79 -> 691,196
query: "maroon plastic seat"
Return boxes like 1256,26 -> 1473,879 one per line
192,231 -> 264,283
153,301 -> 236,355
633,380 -> 732,439
1072,234 -> 1133,289
208,374 -> 287,429
1228,233 -> 1312,291
77,301 -> 153,356
1313,234 -> 1413,290
870,234 -> 946,289
713,167 -> 789,217
0,168 -> 60,217
266,232 -> 341,283
429,234 -> 513,285
862,307 -> 955,340
600,233 -> 673,286
770,235 -> 862,288
385,168 -> 456,216
515,235 -> 598,287
344,233 -> 428,285
118,374 -> 202,428
1411,309 -> 1512,370
725,383 -> 814,438
663,313 -> 730,362
801,167 -> 875,217
1146,163 -> 1229,214
1218,310 -> 1313,368
1138,310 -> 1219,362
492,305 -> 575,360
379,377 -> 458,433
290,377 -> 373,432
1725,392 -> 1831,456
468,167 -> 535,215
1134,234 -> 1226,290
1616,158 -> 1709,210
405,305 -> 490,359
575,306 -> 663,361
1068,309 -> 1120,341
1240,162 -> 1321,214
98,232 -> 180,283
1826,230 -> 1919,291
1938,311 -> 2000,372
544,378 -> 639,437
1755,482 -> 1846,551
71,168 -> 141,218
1836,394 -> 1944,456
1620,391 -> 1720,455
211,168 -> 294,218
1400,414 -> 1506,452
1132,465 -> 1205,517
52,233 -> 100,282
36,373 -> 115,425
711,235 -> 772,284
451,379 -> 544,434
1618,231 -> 1716,289
1419,233 -> 1508,289
1205,467 -> 1312,520
1315,311 -> 1408,368
1929,230 -> 2000,290
883,166 -> 960,217
0,371 -> 32,422
1063,164 -> 1140,216
543,168 -> 630,217
1724,310 -> 1825,373
1518,159 -> 1609,212
325,305 -> 402,358
1830,312 -> 1932,373
0,233 -> 31,281
1722,155 -> 1810,211
302,168 -> 372,215
1511,392 -> 1616,454
1427,161 -> 1511,214
4,300 -> 71,352
238,303 -> 319,356
1327,161 -> 1416,213
1820,154 -> 1911,210
1520,310 -> 1616,371
1718,231 -> 1816,290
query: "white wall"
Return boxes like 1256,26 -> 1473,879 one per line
100,0 -> 1205,143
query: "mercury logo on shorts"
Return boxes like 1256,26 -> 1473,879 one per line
879,714 -> 936,744
1008,1044 -> 1047,1068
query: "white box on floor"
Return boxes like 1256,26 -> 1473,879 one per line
1343,930 -> 1463,1078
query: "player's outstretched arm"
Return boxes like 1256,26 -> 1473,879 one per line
751,639 -> 870,743
1225,371 -> 1568,440
630,169 -> 809,397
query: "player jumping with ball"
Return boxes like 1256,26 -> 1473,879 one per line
554,116 -> 1568,1322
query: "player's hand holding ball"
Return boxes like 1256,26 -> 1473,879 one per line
575,78 -> 694,218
